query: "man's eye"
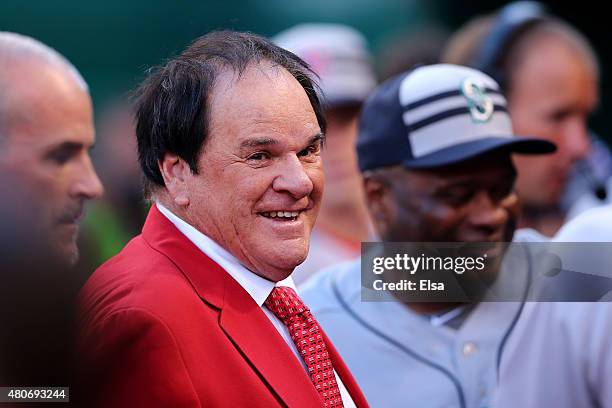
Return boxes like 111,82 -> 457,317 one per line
438,189 -> 473,206
45,142 -> 83,165
491,183 -> 514,201
549,109 -> 572,123
247,152 -> 269,161
298,144 -> 320,157
47,149 -> 75,165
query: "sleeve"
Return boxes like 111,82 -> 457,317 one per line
76,307 -> 200,408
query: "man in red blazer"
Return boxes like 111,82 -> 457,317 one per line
77,30 -> 369,408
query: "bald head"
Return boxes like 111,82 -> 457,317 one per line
0,32 -> 103,264
0,32 -> 89,141
0,32 -> 87,88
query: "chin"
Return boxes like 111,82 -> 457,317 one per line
288,242 -> 310,265
262,269 -> 294,283
523,190 -> 560,209
56,241 -> 79,266
261,249 -> 309,281
64,248 -> 79,266
276,250 -> 309,271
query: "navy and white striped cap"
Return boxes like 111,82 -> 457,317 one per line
357,64 -> 556,171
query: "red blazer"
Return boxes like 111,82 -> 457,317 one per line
77,205 -> 369,408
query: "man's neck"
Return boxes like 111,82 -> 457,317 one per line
518,205 -> 565,237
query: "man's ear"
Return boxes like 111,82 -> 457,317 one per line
363,174 -> 394,238
159,153 -> 191,207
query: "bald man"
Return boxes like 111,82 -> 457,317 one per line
0,32 -> 103,265
0,32 -> 103,391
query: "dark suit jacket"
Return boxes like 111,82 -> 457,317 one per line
77,204 -> 368,407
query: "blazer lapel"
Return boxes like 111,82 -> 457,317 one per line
142,205 -> 321,407
219,278 -> 322,407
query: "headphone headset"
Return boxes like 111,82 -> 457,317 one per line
470,1 -> 547,91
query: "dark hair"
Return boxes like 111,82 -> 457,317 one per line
134,30 -> 326,196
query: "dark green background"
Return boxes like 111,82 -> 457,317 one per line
1,0 -> 608,140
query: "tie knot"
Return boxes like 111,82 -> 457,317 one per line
265,286 -> 310,322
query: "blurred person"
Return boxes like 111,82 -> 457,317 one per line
77,31 -> 368,407
555,203 -> 612,241
0,32 -> 104,266
443,8 -> 612,405
562,133 -> 612,219
0,31 -> 102,393
273,24 -> 377,284
489,205 -> 612,407
442,1 -> 599,236
301,64 -> 555,407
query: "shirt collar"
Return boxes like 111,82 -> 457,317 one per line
156,202 -> 297,307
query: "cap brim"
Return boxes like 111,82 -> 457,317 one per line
402,136 -> 556,169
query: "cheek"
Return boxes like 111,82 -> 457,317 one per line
19,165 -> 65,204
407,194 -> 466,240
232,173 -> 277,212
513,155 -> 555,179
503,193 -> 520,214
502,194 -> 520,238
390,195 -> 452,240
1,155 -> 65,219
308,166 -> 325,200
424,206 -> 464,238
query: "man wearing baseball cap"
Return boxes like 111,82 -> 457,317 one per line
301,64 -> 555,407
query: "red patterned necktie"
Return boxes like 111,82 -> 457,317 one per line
265,286 -> 344,408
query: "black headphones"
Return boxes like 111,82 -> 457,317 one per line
470,1 -> 547,91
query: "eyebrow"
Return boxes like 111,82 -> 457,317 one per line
240,137 -> 279,149
239,132 -> 325,149
45,141 -> 85,154
310,132 -> 326,147
439,168 -> 517,187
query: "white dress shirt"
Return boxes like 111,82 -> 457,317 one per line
157,203 -> 356,407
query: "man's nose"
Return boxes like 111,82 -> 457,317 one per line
271,155 -> 314,199
71,154 -> 104,200
561,118 -> 591,163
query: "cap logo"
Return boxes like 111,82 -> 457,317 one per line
461,77 -> 494,123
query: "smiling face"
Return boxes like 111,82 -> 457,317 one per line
163,61 -> 324,282
366,152 -> 519,284
367,151 -> 519,244
0,61 -> 104,265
